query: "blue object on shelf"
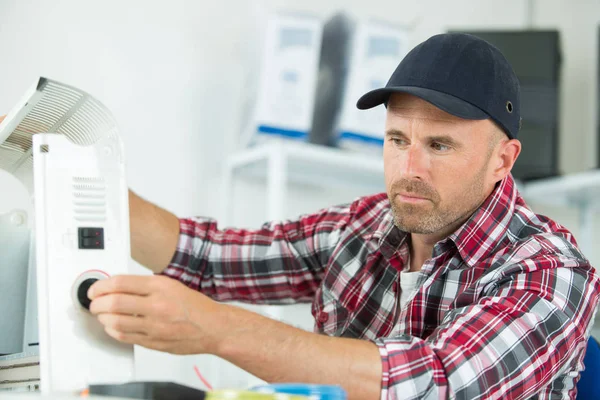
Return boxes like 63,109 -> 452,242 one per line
257,125 -> 308,140
578,336 -> 600,399
251,383 -> 347,400
338,131 -> 384,146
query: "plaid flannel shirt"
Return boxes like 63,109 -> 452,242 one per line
163,175 -> 600,399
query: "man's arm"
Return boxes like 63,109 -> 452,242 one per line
216,303 -> 383,400
129,188 -> 355,304
216,258 -> 600,399
128,190 -> 180,273
88,245 -> 599,399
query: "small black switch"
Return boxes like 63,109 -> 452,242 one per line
77,278 -> 98,310
82,238 -> 104,249
78,227 -> 104,249
80,227 -> 103,238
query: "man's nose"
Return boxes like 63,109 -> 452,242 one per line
399,144 -> 429,180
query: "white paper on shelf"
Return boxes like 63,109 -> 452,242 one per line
240,10 -> 323,146
337,18 -> 410,150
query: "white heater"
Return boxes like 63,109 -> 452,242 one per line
0,77 -> 134,394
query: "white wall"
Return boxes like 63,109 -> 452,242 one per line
1,0 -> 600,390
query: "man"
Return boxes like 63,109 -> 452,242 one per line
28,33 -> 600,399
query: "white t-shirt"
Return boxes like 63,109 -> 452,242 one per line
399,270 -> 421,309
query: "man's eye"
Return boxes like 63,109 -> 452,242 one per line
431,142 -> 450,152
391,138 -> 407,146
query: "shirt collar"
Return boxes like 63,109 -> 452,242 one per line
449,175 -> 517,267
371,175 -> 518,268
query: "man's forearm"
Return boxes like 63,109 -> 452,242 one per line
129,189 -> 180,273
211,304 -> 382,400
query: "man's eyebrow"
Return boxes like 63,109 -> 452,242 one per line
385,129 -> 463,148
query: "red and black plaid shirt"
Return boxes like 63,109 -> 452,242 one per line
164,175 -> 600,399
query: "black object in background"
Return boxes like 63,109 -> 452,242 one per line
309,12 -> 355,147
451,30 -> 562,182
89,382 -> 206,400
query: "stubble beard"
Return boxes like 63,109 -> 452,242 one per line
389,167 -> 488,235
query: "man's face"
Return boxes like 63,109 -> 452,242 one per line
383,93 -> 501,236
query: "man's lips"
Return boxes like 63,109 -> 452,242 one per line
397,192 -> 431,203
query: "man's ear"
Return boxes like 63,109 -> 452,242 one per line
492,139 -> 521,181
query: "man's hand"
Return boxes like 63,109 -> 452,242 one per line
89,274 -> 382,400
88,275 -> 222,355
0,115 -> 5,124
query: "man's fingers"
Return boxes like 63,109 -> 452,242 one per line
97,313 -> 147,335
104,327 -> 147,344
89,293 -> 152,316
0,115 -> 5,124
88,275 -> 153,299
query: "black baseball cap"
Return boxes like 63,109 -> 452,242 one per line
357,33 -> 521,139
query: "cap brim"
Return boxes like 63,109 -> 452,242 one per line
356,86 -> 489,120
